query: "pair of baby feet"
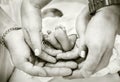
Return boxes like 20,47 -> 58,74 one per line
43,26 -> 77,52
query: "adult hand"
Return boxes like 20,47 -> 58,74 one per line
67,5 -> 120,79
34,59 -> 72,77
76,6 -> 91,58
4,29 -> 63,76
21,0 -> 52,57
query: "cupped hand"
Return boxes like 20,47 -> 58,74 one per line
66,5 -> 120,79
4,29 -> 64,76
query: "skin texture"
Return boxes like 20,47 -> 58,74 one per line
2,2 -> 75,76
3,0 -> 70,77
5,29 -> 73,77
45,61 -> 78,69
43,30 -> 62,50
5,0 -> 120,81
44,26 -> 77,51
21,0 -> 45,56
91,36 -> 120,77
4,0 -> 79,77
67,5 -> 120,79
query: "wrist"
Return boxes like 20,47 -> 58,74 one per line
1,27 -> 22,46
89,0 -> 120,15
97,5 -> 120,15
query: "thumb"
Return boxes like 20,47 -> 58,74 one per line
24,29 -> 42,56
76,38 -> 87,58
79,46 -> 86,58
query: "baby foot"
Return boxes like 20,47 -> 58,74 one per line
43,30 -> 62,49
54,26 -> 73,51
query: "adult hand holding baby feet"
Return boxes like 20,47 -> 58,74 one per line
0,6 -> 59,77
42,25 -> 86,77
43,26 -> 81,59
4,29 -> 47,76
5,28 -> 74,77
15,0 -> 70,76
44,26 -> 77,51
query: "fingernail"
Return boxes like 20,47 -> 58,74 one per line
56,54 -> 61,59
35,49 -> 40,56
49,58 -> 56,63
57,50 -> 62,53
80,51 -> 85,58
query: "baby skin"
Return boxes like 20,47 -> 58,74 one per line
43,26 -> 77,52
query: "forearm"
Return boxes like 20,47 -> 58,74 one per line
21,0 -> 41,31
0,7 -> 17,36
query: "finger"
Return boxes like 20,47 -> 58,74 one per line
80,48 -> 103,77
36,62 -> 45,67
5,33 -> 46,76
35,58 -> 46,67
44,67 -> 72,77
57,46 -> 79,60
65,70 -> 84,79
19,61 -> 46,76
45,61 -> 78,69
43,44 -> 62,56
38,51 -> 56,63
80,51 -> 86,58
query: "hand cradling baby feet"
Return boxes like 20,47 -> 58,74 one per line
41,8 -> 84,76
40,25 -> 86,77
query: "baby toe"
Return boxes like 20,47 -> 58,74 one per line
47,30 -> 52,34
